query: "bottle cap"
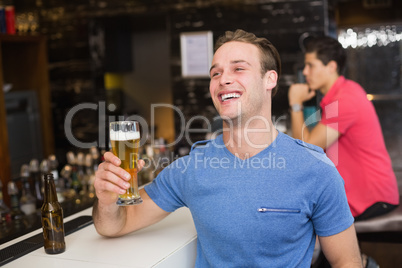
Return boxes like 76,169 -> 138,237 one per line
48,155 -> 58,169
40,159 -> 50,173
66,151 -> 76,165
60,165 -> 72,178
29,159 -> 39,172
43,173 -> 54,181
90,146 -> 99,160
76,152 -> 85,166
20,164 -> 30,178
85,154 -> 93,167
7,181 -> 18,195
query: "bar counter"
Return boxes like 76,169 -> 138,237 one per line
0,207 -> 197,267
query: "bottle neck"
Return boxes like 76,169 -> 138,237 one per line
44,177 -> 58,203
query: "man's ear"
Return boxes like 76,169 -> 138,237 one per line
328,60 -> 338,74
265,70 -> 278,91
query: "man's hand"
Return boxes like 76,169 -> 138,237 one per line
92,152 -> 169,237
288,83 -> 340,149
288,83 -> 316,105
94,151 -> 145,206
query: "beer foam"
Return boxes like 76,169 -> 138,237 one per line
110,130 -> 140,141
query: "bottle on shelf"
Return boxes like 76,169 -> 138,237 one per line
19,164 -> 37,216
59,164 -> 76,213
100,149 -> 106,162
66,151 -> 82,196
140,144 -> 155,185
4,4 -> 15,35
149,138 -> 167,179
85,153 -> 96,200
7,180 -> 24,224
48,155 -> 59,181
41,173 -> 66,254
39,159 -> 50,201
76,152 -> 86,196
60,165 -> 73,197
48,154 -> 65,203
40,159 -> 50,177
0,180 -> 11,228
89,146 -> 101,172
29,159 -> 43,208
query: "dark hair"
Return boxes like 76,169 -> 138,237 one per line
305,36 -> 346,75
214,29 -> 281,96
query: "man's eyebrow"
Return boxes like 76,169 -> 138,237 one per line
231,60 -> 251,66
210,64 -> 217,73
209,60 -> 251,73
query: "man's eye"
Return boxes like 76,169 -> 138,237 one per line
211,72 -> 220,77
235,67 -> 244,71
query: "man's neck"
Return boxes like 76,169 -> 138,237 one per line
222,121 -> 278,159
320,74 -> 340,95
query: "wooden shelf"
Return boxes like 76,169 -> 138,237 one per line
0,34 -> 54,205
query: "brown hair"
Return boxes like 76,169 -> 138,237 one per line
305,36 -> 346,75
214,29 -> 281,96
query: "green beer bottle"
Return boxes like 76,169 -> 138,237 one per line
41,173 -> 66,254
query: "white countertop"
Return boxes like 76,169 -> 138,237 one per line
1,207 -> 197,268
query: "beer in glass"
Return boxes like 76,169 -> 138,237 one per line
110,121 -> 143,205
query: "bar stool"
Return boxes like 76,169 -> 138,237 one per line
311,197 -> 402,268
354,196 -> 402,243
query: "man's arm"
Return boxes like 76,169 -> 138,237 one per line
319,224 -> 362,268
288,83 -> 340,149
92,152 -> 170,237
291,116 -> 340,149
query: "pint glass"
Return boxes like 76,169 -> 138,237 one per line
110,121 -> 143,205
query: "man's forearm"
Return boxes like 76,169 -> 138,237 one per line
290,109 -> 310,141
92,198 -> 127,237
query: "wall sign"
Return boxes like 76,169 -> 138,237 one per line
180,31 -> 213,78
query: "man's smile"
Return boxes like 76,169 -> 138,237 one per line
219,91 -> 242,103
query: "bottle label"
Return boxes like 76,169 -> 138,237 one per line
21,203 -> 36,215
10,195 -> 19,210
42,212 -> 65,245
57,192 -> 65,203
51,170 -> 59,180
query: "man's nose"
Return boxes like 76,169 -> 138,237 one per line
302,66 -> 308,76
220,72 -> 234,85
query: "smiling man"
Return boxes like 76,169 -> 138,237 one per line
93,30 -> 362,267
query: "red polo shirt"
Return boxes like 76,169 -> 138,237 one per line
320,76 -> 399,217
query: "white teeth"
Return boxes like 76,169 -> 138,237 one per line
221,93 -> 241,102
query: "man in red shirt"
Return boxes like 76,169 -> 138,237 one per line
288,35 -> 400,267
288,36 -> 399,220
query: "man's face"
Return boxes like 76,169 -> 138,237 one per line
303,52 -> 333,93
209,41 -> 274,124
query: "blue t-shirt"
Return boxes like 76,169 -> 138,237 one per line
145,132 -> 354,267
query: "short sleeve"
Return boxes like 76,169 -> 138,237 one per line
311,171 -> 354,236
144,157 -> 188,212
320,97 -> 356,134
